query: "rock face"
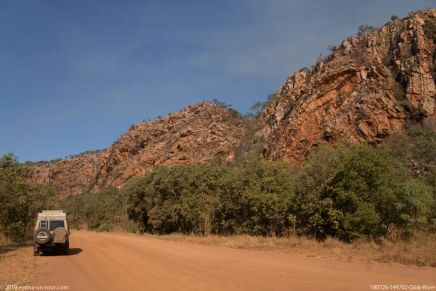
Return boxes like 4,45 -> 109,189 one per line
28,9 -> 436,195
257,9 -> 436,163
28,102 -> 244,196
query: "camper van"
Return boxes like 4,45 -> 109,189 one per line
33,210 -> 69,256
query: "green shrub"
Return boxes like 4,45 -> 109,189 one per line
124,140 -> 434,241
381,125 -> 436,231
0,154 -> 58,241
381,125 -> 436,177
293,144 -> 432,241
125,158 -> 296,236
61,187 -> 124,231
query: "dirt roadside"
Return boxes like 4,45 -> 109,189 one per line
0,245 -> 47,288
1,231 -> 435,291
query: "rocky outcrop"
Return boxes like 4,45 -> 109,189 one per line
258,9 -> 436,163
28,102 -> 244,196
28,9 -> 436,195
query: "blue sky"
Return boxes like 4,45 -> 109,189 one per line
0,0 -> 434,162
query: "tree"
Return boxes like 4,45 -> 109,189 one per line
61,187 -> 124,231
0,154 -> 59,241
292,144 -> 432,241
381,125 -> 436,177
124,158 -> 296,236
357,25 -> 377,37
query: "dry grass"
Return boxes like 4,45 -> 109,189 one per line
376,232 -> 436,266
0,233 -> 14,253
152,231 -> 436,267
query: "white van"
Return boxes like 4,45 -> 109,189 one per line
34,210 -> 70,256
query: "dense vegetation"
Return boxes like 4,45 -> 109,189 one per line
125,140 -> 434,242
125,159 -> 296,236
61,187 -> 136,232
1,125 -> 434,244
292,143 -> 432,241
0,154 -> 58,241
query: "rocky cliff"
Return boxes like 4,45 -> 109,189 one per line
28,102 -> 244,196
28,9 -> 436,195
258,9 -> 435,162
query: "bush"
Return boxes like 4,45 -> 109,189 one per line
124,137 -> 434,242
125,158 -> 296,236
61,187 -> 125,231
0,154 -> 58,241
381,125 -> 436,230
381,125 -> 436,177
292,144 -> 432,241
357,25 -> 377,37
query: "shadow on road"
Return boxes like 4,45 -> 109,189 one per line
68,248 -> 82,255
43,247 -> 83,256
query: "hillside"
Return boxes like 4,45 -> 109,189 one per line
28,102 -> 244,196
258,9 -> 435,162
27,9 -> 436,194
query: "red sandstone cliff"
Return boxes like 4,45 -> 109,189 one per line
27,9 -> 436,194
28,102 -> 244,196
258,9 -> 435,162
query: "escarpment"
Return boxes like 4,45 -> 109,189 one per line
257,9 -> 435,162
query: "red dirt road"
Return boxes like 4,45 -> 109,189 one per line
36,231 -> 435,291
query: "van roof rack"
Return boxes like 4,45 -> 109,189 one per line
41,210 -> 64,214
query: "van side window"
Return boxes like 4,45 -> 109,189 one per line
40,220 -> 48,229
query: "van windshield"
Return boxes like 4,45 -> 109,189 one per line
49,220 -> 65,230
